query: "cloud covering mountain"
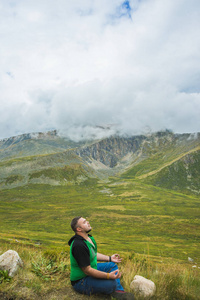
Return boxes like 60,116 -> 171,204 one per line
0,0 -> 200,140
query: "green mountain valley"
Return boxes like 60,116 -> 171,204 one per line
0,130 -> 200,299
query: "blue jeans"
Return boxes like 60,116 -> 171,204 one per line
73,262 -> 124,295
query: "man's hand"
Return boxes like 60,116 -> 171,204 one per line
109,269 -> 121,280
82,265 -> 121,280
111,254 -> 122,263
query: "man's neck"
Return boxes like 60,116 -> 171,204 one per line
76,231 -> 88,240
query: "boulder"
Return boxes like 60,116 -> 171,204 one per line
130,275 -> 156,298
0,250 -> 23,277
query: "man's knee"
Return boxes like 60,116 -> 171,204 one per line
109,261 -> 119,271
106,279 -> 117,294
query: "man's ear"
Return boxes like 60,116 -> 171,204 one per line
76,227 -> 82,232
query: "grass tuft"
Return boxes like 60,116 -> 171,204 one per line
0,270 -> 12,284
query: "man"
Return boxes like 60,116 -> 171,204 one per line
68,216 -> 134,299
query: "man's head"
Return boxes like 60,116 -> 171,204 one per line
71,216 -> 92,234
71,216 -> 81,232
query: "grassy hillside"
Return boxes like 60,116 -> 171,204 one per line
0,242 -> 199,300
0,150 -> 99,189
0,180 -> 200,299
121,137 -> 200,195
0,181 -> 199,260
143,150 -> 200,194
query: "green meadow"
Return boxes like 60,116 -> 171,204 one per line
0,179 -> 199,261
0,178 -> 200,299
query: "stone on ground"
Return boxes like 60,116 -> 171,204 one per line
130,275 -> 156,298
0,250 -> 23,277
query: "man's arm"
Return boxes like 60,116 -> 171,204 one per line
97,252 -> 110,262
97,252 -> 122,263
82,265 -> 121,280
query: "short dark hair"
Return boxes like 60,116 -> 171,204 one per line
71,216 -> 81,232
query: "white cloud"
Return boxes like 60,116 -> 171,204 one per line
0,0 -> 200,140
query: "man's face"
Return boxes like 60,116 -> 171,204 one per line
77,217 -> 92,233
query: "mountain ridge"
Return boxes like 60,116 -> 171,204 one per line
138,145 -> 200,179
0,130 -> 200,194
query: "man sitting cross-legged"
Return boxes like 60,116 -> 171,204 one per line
68,216 -> 134,299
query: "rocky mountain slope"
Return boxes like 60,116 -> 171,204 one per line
0,130 -> 199,194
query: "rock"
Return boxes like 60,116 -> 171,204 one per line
0,250 -> 23,277
188,257 -> 194,262
130,275 -> 156,298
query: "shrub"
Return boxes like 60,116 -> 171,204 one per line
0,270 -> 12,284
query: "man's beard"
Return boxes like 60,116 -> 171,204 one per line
86,229 -> 92,233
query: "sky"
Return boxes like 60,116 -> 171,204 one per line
0,0 -> 200,141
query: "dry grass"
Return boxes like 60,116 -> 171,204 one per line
1,244 -> 200,300
121,253 -> 200,300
